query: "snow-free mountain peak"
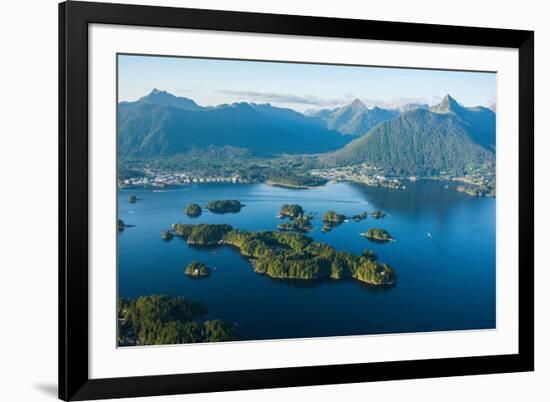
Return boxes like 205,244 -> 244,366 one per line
431,94 -> 462,114
132,88 -> 202,111
349,98 -> 368,111
313,99 -> 399,136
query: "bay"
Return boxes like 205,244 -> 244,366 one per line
118,180 -> 496,341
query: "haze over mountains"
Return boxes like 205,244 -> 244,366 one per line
118,89 -> 350,157
309,99 -> 400,136
118,89 -> 495,176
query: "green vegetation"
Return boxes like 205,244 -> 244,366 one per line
118,151 -> 322,189
364,228 -> 394,242
267,175 -> 327,188
317,98 -> 400,136
206,200 -> 243,214
185,203 -> 202,217
173,223 -> 233,245
279,204 -> 304,218
319,101 -> 495,177
457,183 -> 495,197
202,320 -> 239,342
222,229 -> 396,285
277,215 -> 312,233
161,229 -> 173,241
323,210 -> 346,223
118,165 -> 145,181
351,211 -> 369,222
128,194 -> 137,203
322,210 -> 346,233
362,249 -> 378,261
117,295 -> 237,346
371,210 -> 386,219
277,204 -> 312,232
185,261 -> 210,278
168,223 -> 396,285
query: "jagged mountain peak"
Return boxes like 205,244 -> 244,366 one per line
135,89 -> 202,111
349,98 -> 368,111
320,94 -> 496,175
431,94 -> 462,114
314,99 -> 399,136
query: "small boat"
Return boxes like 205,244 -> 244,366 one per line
427,232 -> 432,239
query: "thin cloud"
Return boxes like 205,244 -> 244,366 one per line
218,90 -> 351,107
363,96 -> 440,110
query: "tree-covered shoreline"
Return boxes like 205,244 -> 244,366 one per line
169,223 -> 397,286
185,203 -> 202,217
117,295 -> 238,346
185,261 -> 210,278
206,200 -> 243,214
363,228 -> 394,242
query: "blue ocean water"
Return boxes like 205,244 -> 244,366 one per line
118,181 -> 496,341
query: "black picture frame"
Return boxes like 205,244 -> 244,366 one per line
59,1 -> 534,400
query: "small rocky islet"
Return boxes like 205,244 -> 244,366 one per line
185,261 -> 211,278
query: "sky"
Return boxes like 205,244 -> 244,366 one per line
118,54 -> 496,112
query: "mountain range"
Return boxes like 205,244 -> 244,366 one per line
118,90 -> 495,177
319,95 -> 496,175
309,99 -> 400,136
118,89 -> 350,158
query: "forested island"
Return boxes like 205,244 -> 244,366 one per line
267,174 -> 327,189
352,211 -> 369,222
185,203 -> 202,217
363,228 -> 394,242
169,223 -> 397,286
322,210 -> 346,232
117,295 -> 238,346
278,204 -> 304,218
206,200 -> 243,214
173,223 -> 232,245
276,204 -> 312,232
277,215 -> 312,233
185,261 -> 211,278
371,210 -> 386,219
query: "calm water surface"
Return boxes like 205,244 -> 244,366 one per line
118,181 -> 496,341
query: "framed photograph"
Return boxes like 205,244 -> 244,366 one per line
59,1 -> 534,400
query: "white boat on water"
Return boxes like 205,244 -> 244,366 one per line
427,232 -> 432,239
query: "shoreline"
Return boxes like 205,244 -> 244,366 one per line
117,176 -> 495,198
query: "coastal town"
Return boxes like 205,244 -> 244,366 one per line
310,163 -> 406,190
119,169 -> 248,188
118,162 -> 495,197
310,163 -> 495,196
